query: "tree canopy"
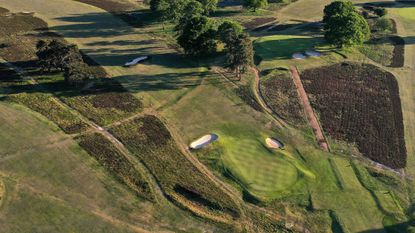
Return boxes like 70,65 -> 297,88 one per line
36,40 -> 83,72
224,32 -> 254,78
323,1 -> 370,47
150,0 -> 216,22
244,0 -> 268,12
177,16 -> 217,56
217,20 -> 243,43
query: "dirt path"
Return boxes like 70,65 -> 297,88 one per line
289,66 -> 329,152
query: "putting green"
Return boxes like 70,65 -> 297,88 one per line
254,35 -> 322,60
219,134 -> 299,199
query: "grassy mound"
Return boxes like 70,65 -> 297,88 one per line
301,63 -> 406,168
78,132 -> 154,201
109,115 -> 240,218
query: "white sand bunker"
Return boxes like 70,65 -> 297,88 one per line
190,134 -> 218,149
305,50 -> 321,57
265,138 -> 284,149
124,56 -> 149,67
292,53 -> 306,59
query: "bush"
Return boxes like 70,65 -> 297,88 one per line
78,133 -> 154,201
8,93 -> 88,134
301,63 -> 406,168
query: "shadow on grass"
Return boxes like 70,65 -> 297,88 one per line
357,219 -> 415,233
254,37 -> 323,60
355,1 -> 415,8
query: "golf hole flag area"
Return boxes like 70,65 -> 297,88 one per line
219,135 -> 299,199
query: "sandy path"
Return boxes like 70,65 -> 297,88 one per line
289,66 -> 329,152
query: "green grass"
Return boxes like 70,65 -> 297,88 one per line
391,7 -> 415,21
109,115 -> 241,217
254,35 -> 323,60
218,125 -> 299,200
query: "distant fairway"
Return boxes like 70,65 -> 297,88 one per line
254,35 -> 322,61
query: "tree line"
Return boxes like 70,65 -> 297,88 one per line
149,0 -> 255,77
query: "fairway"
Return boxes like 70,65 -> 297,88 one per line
254,35 -> 322,60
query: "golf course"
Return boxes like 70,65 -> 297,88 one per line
0,0 -> 414,232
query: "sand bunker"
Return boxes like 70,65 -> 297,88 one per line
305,50 -> 321,57
292,53 -> 306,59
190,134 -> 218,149
124,56 -> 149,67
265,138 -> 284,149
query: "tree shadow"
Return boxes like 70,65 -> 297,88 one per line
358,219 -> 415,233
254,37 -> 323,60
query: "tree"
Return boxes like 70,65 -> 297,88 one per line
36,40 -> 83,72
217,20 -> 243,43
197,0 -> 218,14
177,16 -> 217,56
150,0 -> 216,22
244,0 -> 268,12
64,62 -> 93,86
224,33 -> 254,79
158,0 -> 188,22
323,0 -> 355,24
323,1 -> 370,47
175,0 -> 204,33
374,7 -> 387,17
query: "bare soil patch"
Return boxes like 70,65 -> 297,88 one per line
301,63 -> 406,168
389,35 -> 405,68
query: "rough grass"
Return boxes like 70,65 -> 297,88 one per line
77,132 -> 154,201
0,8 -> 106,76
7,93 -> 89,134
302,63 -> 407,169
109,115 -> 241,217
260,71 -> 306,126
37,75 -> 143,126
359,36 -> 395,66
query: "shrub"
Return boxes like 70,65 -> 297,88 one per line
301,63 -> 406,168
78,133 -> 154,201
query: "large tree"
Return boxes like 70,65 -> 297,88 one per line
217,20 -> 243,43
150,0 -> 216,22
323,1 -> 370,47
36,40 -> 83,72
224,33 -> 254,79
244,0 -> 268,12
177,16 -> 217,56
323,0 -> 355,24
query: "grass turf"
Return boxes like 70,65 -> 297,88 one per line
254,35 -> 322,61
109,115 -> 241,217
